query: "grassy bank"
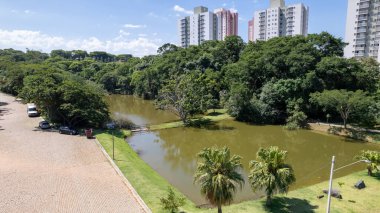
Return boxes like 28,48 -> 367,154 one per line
309,123 -> 380,143
149,109 -> 232,131
95,130 -> 200,213
95,130 -> 380,213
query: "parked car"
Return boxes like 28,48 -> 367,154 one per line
59,126 -> 78,135
27,103 -> 39,117
39,121 -> 51,129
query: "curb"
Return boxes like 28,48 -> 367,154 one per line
93,138 -> 152,213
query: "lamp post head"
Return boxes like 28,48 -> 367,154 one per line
362,160 -> 371,163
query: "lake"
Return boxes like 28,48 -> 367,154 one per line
106,95 -> 380,205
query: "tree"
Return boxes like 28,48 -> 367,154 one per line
285,99 -> 307,130
157,43 -> 179,55
248,146 -> 295,206
20,70 -> 109,127
355,150 -> 380,176
315,57 -> 364,90
157,71 -> 212,123
194,147 -> 244,213
307,31 -> 347,57
160,187 -> 185,213
310,90 -> 375,128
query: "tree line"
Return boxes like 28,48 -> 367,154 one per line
0,32 -> 379,128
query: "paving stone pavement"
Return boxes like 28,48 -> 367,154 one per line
0,92 -> 151,213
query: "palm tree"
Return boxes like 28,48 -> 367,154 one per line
194,147 -> 245,213
356,150 -> 380,176
248,146 -> 295,206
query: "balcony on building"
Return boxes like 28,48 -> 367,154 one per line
358,9 -> 369,15
358,15 -> 368,21
355,46 -> 366,51
355,37 -> 366,44
357,22 -> 368,27
357,27 -> 367,33
359,2 -> 370,9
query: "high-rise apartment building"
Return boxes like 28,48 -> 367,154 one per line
178,6 -> 238,48
344,0 -> 380,61
253,0 -> 309,41
214,8 -> 238,41
248,19 -> 255,41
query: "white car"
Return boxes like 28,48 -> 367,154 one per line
27,103 -> 39,117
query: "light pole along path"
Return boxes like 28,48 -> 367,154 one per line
326,156 -> 370,213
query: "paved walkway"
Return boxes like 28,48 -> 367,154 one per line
0,93 -> 150,213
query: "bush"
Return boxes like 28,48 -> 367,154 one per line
160,187 -> 185,213
285,110 -> 307,130
112,117 -> 136,129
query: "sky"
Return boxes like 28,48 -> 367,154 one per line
0,0 -> 348,57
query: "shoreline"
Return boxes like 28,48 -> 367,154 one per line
308,122 -> 380,144
96,130 -> 380,212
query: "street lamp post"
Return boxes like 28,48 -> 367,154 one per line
326,156 -> 335,213
112,129 -> 115,160
326,157 -> 371,213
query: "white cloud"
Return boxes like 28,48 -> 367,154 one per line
173,5 -> 192,15
123,24 -> 147,29
119,30 -> 130,36
0,29 -> 65,49
0,29 -> 160,57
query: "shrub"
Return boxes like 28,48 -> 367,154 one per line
160,187 -> 185,213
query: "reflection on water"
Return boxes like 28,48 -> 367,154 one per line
105,95 -> 178,126
108,95 -> 380,205
129,120 -> 380,205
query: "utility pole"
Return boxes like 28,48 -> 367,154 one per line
326,156 -> 335,213
112,130 -> 115,160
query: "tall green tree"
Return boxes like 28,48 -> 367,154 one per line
20,70 -> 109,127
310,90 -> 376,128
248,146 -> 295,206
194,147 -> 244,213
157,71 -> 212,123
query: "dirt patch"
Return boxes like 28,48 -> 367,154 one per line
308,123 -> 378,143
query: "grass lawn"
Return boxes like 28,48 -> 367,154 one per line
95,130 -> 380,213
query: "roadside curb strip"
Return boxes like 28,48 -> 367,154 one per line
93,138 -> 152,213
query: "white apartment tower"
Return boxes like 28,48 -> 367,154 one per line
253,0 -> 309,41
178,6 -> 238,48
344,0 -> 380,61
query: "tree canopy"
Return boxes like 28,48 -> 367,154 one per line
0,32 -> 379,128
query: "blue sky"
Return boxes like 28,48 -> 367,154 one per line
0,0 -> 348,56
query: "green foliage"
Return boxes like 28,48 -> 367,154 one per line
19,69 -> 108,127
156,71 -> 213,123
0,32 -> 378,128
285,100 -> 307,130
355,150 -> 380,176
285,111 -> 307,130
194,147 -> 244,213
249,146 -> 296,206
160,187 -> 185,213
310,90 -> 376,128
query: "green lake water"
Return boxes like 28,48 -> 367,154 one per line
106,95 -> 380,205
